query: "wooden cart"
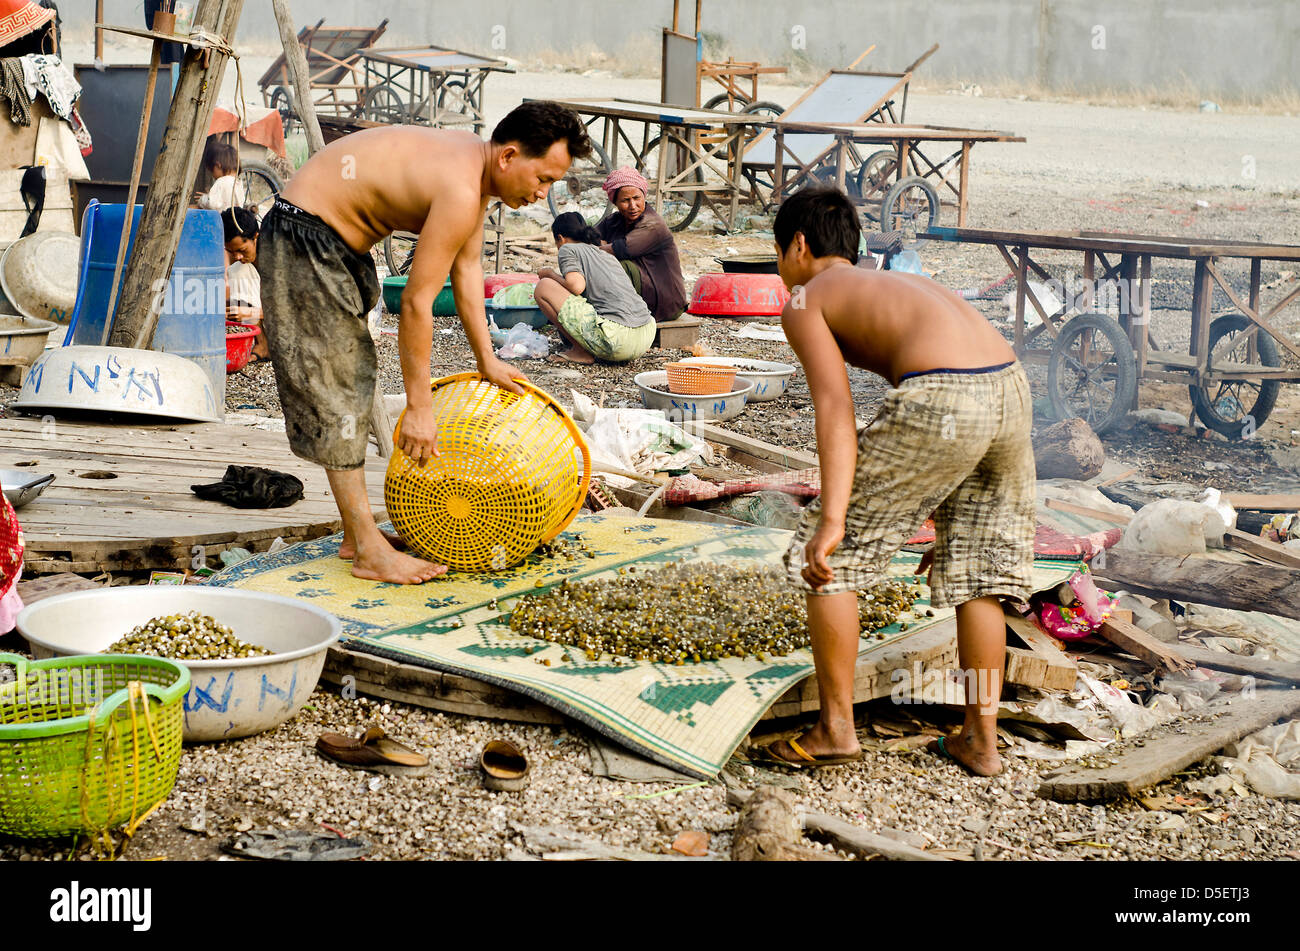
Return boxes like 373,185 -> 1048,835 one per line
353,46 -> 513,134
923,226 -> 1300,438
257,19 -> 389,131
749,121 -> 1024,244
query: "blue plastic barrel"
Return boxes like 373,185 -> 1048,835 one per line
69,203 -> 227,407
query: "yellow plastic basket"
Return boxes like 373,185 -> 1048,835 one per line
384,373 -> 591,572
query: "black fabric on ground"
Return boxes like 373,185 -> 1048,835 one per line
191,465 -> 305,509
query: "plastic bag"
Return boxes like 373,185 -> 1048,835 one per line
1116,498 -> 1227,555
495,322 -> 549,359
1036,566 -> 1118,640
721,490 -> 803,529
570,390 -> 713,478
492,282 -> 537,307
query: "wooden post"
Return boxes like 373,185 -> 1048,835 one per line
95,0 -> 104,60
271,0 -> 394,459
108,0 -> 243,352
956,140 -> 970,226
101,38 -> 162,346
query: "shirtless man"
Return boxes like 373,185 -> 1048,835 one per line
259,101 -> 591,584
758,186 -> 1034,777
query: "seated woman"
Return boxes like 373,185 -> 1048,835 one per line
534,212 -> 656,365
222,206 -> 267,360
594,167 -> 687,322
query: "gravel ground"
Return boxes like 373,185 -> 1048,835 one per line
3,68 -> 1300,861
2,683 -> 1295,862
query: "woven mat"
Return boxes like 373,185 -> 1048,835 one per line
208,513 -> 1079,777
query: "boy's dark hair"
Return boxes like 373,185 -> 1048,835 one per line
206,141 -> 239,174
492,101 -> 592,161
222,206 -> 259,243
773,185 -> 860,263
551,211 -> 601,245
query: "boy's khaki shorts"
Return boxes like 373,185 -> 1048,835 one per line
784,363 -> 1036,608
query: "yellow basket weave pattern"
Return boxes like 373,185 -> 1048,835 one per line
384,373 -> 592,571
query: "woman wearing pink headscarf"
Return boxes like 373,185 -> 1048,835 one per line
594,166 -> 687,322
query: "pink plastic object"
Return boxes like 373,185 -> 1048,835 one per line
687,272 -> 790,317
1036,568 -> 1118,640
484,273 -> 539,299
0,490 -> 22,632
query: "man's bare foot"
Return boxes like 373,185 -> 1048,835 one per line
339,529 -> 407,560
927,733 -> 1002,777
350,546 -> 447,584
764,723 -> 860,766
553,347 -> 594,365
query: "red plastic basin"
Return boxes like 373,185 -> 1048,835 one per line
687,272 -> 790,317
225,322 -> 259,373
484,273 -> 539,299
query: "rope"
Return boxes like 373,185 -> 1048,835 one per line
187,27 -> 248,134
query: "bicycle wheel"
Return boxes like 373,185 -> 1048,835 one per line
855,149 -> 898,204
703,91 -> 748,112
236,161 -> 282,218
362,83 -> 410,125
1047,313 -> 1138,434
880,176 -> 940,248
740,100 -> 784,119
384,231 -> 418,277
1189,314 -> 1282,439
637,135 -> 703,232
546,140 -> 612,222
269,85 -> 297,136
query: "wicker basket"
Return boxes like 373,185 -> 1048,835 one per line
0,653 -> 189,838
664,362 -> 738,396
385,373 -> 591,572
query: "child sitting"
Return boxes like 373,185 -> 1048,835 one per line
764,186 -> 1034,777
533,211 -> 655,364
196,141 -> 246,212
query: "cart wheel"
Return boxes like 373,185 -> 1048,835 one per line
1189,314 -> 1282,439
269,86 -> 297,136
546,140 -> 612,223
855,149 -> 898,203
703,92 -> 749,112
740,100 -> 784,119
437,79 -> 469,121
237,162 -> 283,218
637,135 -> 704,232
880,176 -> 939,248
1048,313 -> 1138,435
362,84 -> 410,125
383,231 -> 418,277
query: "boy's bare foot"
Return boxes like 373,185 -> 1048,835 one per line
350,546 -> 447,584
927,733 -> 1002,776
554,347 -> 594,365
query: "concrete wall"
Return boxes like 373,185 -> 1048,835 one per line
65,0 -> 1300,98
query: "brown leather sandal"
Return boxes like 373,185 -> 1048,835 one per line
315,726 -> 430,776
480,739 -> 530,791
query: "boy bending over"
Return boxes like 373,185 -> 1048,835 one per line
766,186 -> 1035,777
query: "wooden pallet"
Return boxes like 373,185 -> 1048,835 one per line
2,416 -> 387,573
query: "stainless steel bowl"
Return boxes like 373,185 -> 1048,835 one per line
0,469 -> 54,508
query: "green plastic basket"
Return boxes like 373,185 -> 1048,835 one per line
0,653 -> 189,839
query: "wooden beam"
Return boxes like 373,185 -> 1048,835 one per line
1097,617 -> 1195,674
1004,615 -> 1078,690
1170,643 -> 1300,685
109,0 -> 244,351
1091,549 -> 1300,622
1223,527 -> 1300,570
1038,687 -> 1300,802
1225,493 -> 1300,512
682,421 -> 819,470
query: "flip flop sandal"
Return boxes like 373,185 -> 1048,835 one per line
759,735 -> 862,770
481,739 -> 530,791
315,726 -> 430,776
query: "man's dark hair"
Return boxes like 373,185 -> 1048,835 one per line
222,206 -> 260,243
492,101 -> 592,161
773,185 -> 860,263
